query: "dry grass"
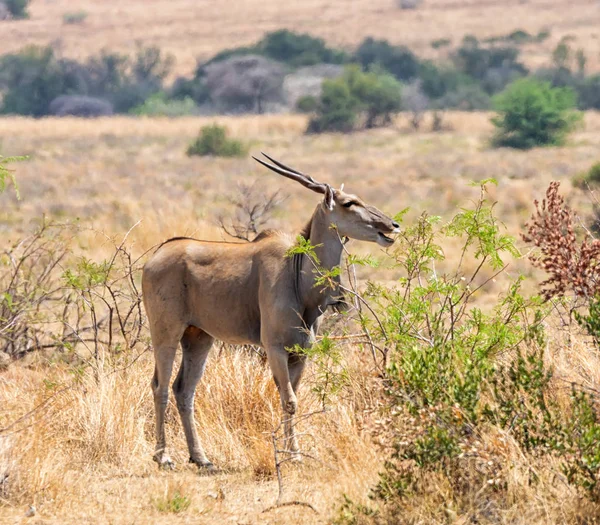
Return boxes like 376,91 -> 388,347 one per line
2,0 -> 600,77
2,112 -> 600,523
1,111 -> 599,278
0,346 -> 380,524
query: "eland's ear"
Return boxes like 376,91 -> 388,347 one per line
324,184 -> 335,211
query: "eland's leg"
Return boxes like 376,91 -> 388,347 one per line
266,346 -> 301,457
151,340 -> 179,469
286,352 -> 308,457
282,318 -> 318,458
173,326 -> 214,470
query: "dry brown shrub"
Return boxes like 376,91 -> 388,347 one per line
523,181 -> 600,301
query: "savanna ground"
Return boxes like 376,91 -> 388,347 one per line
1,111 -> 600,524
2,0 -> 600,77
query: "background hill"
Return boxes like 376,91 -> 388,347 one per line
2,0 -> 599,77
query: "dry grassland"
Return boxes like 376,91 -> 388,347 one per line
1,112 -> 600,524
1,111 -> 599,278
1,0 -> 599,77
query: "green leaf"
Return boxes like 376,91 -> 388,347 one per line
0,155 -> 26,199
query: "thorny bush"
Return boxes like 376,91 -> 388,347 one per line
0,221 -> 149,374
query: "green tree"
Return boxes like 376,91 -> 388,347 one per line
307,78 -> 359,133
259,29 -> 347,66
577,74 -> 600,110
343,66 -> 402,128
491,78 -> 582,149
4,0 -> 30,19
0,44 -> 173,116
354,37 -> 420,81
0,47 -> 79,116
307,66 -> 402,133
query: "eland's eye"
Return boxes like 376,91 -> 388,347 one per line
342,201 -> 356,208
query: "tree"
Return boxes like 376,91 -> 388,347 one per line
354,37 -> 420,81
452,36 -> 527,94
307,78 -> 359,133
0,45 -> 174,116
0,47 -> 80,116
307,66 -> 402,133
417,61 -> 468,100
3,0 -> 30,19
343,66 -> 402,128
577,75 -> 600,110
491,78 -> 582,149
204,55 -> 285,114
259,29 -> 347,66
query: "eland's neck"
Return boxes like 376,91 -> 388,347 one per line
298,206 -> 344,309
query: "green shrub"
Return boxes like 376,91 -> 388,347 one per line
307,78 -> 358,133
332,182 -> 555,522
186,124 -> 247,157
130,92 -> 196,117
588,162 -> 600,184
104,45 -> 174,113
491,78 -> 582,149
259,29 -> 347,66
171,76 -> 210,105
438,83 -> 491,110
343,66 -> 402,128
451,36 -> 528,94
0,45 -> 173,116
431,38 -> 451,49
295,94 -> 318,113
307,66 -> 402,133
562,390 -> 600,499
354,37 -> 420,81
200,29 -> 347,68
577,74 -> 600,109
506,29 -> 532,44
153,490 -> 191,514
453,36 -> 527,81
574,162 -> 600,189
0,46 -> 80,116
537,29 -> 551,42
417,61 -> 470,100
4,0 -> 30,19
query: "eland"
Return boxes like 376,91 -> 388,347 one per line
142,153 -> 400,470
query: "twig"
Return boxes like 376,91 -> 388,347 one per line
262,501 -> 319,514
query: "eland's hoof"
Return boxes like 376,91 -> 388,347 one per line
154,453 -> 175,470
190,457 -> 219,475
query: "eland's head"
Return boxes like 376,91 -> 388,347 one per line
253,152 -> 400,247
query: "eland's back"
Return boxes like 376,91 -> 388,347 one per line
142,233 -> 295,347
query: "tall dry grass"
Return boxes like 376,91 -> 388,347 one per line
0,340 -> 381,523
4,307 -> 600,523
